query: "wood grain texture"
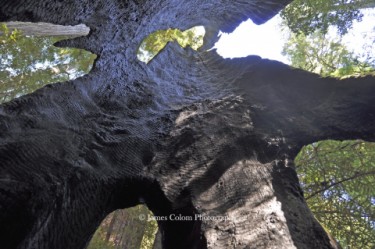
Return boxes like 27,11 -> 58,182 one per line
1,0 -> 373,248
0,22 -> 89,37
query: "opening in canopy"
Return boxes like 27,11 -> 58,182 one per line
137,26 -> 205,64
0,22 -> 96,104
87,205 -> 160,249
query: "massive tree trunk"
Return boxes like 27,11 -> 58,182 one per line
0,0 -> 374,248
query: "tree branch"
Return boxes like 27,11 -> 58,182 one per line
306,170 -> 375,200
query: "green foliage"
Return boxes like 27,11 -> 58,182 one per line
296,140 -> 375,248
280,0 -> 375,36
0,23 -> 96,104
283,9 -> 375,238
282,30 -> 375,78
137,26 -> 205,63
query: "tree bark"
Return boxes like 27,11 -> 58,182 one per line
0,22 -> 89,37
0,0 -> 374,249
152,229 -> 162,249
105,211 -> 118,243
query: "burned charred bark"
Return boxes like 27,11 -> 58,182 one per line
1,0 -> 374,248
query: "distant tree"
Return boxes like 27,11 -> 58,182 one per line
280,0 -> 375,36
281,10 -> 375,248
282,30 -> 374,78
0,23 -> 96,104
86,226 -> 115,249
87,205 -> 158,249
140,215 -> 159,249
296,140 -> 375,249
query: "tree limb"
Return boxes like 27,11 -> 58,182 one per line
306,170 -> 375,200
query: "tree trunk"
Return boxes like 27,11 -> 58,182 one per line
133,207 -> 150,249
0,21 -> 89,37
115,211 -> 128,249
105,211 -> 119,243
1,0 -> 374,249
152,229 -> 162,249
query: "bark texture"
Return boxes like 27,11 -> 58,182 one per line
0,22 -> 89,37
1,0 -> 374,249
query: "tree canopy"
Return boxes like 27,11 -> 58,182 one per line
281,4 -> 375,248
296,141 -> 375,248
137,26 -> 205,63
280,0 -> 375,36
282,30 -> 375,78
0,23 -> 96,104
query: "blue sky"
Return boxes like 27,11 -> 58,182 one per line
214,9 -> 375,64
